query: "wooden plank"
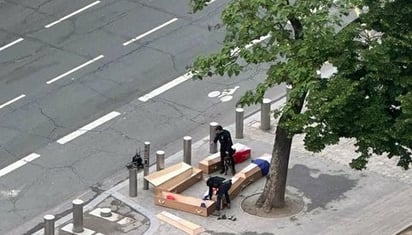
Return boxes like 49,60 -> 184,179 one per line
145,162 -> 192,187
156,211 -> 205,235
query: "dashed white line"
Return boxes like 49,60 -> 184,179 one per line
207,0 -> 217,4
0,94 -> 26,109
138,32 -> 269,102
0,153 -> 40,178
57,111 -> 121,144
0,38 -> 24,52
45,1 -> 101,28
46,54 -> 104,84
138,72 -> 193,102
123,18 -> 178,46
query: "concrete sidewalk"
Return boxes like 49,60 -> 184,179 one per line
29,98 -> 412,235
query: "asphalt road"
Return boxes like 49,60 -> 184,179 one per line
0,0 -> 285,233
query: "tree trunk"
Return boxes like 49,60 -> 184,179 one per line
256,93 -> 306,212
256,0 -> 305,212
256,114 -> 292,211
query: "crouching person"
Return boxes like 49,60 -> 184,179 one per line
206,176 -> 232,216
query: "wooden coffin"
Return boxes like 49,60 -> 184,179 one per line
156,211 -> 205,235
145,162 -> 192,187
235,162 -> 263,187
155,168 -> 203,195
198,152 -> 220,174
155,191 -> 216,217
228,175 -> 247,198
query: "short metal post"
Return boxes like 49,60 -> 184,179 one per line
235,108 -> 244,139
260,98 -> 271,130
183,136 -> 192,165
209,122 -> 218,154
129,167 -> 137,197
156,150 -> 165,171
44,215 -> 55,235
143,141 -> 150,190
72,199 -> 84,233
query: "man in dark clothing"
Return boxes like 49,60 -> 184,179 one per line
213,125 -> 236,174
206,176 -> 232,216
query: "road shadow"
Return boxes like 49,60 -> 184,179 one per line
287,164 -> 358,212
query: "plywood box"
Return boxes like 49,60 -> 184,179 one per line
156,211 -> 205,235
145,162 -> 192,187
155,168 -> 203,195
236,163 -> 262,187
198,152 -> 220,174
155,191 -> 216,217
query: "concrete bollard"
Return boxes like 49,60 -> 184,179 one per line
44,215 -> 55,235
129,167 -> 137,197
235,108 -> 244,139
260,98 -> 271,130
143,141 -> 150,190
183,136 -> 192,165
209,122 -> 218,153
72,199 -> 84,233
156,150 -> 165,171
100,208 -> 112,217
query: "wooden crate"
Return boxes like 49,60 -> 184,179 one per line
155,191 -> 216,217
155,168 -> 203,195
198,152 -> 220,174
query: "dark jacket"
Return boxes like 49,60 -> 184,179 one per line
213,129 -> 234,152
206,176 -> 231,199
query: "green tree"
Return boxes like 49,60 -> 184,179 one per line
190,0 -> 412,212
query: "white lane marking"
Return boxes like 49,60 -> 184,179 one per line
123,18 -> 178,46
207,0 -> 216,4
46,55 -> 104,84
138,72 -> 193,102
0,38 -> 24,52
0,153 -> 40,178
45,1 -> 101,28
0,94 -> 26,109
57,111 -> 121,144
230,34 -> 271,57
138,31 -> 267,103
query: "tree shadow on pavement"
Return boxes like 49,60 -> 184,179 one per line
287,164 -> 358,212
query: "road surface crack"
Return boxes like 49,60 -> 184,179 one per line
36,103 -> 65,139
143,45 -> 179,74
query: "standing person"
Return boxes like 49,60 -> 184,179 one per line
206,176 -> 232,216
213,125 -> 236,174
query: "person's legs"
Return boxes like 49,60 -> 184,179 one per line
224,191 -> 231,208
219,151 -> 226,174
212,193 -> 222,216
229,148 -> 236,174
221,181 -> 232,208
